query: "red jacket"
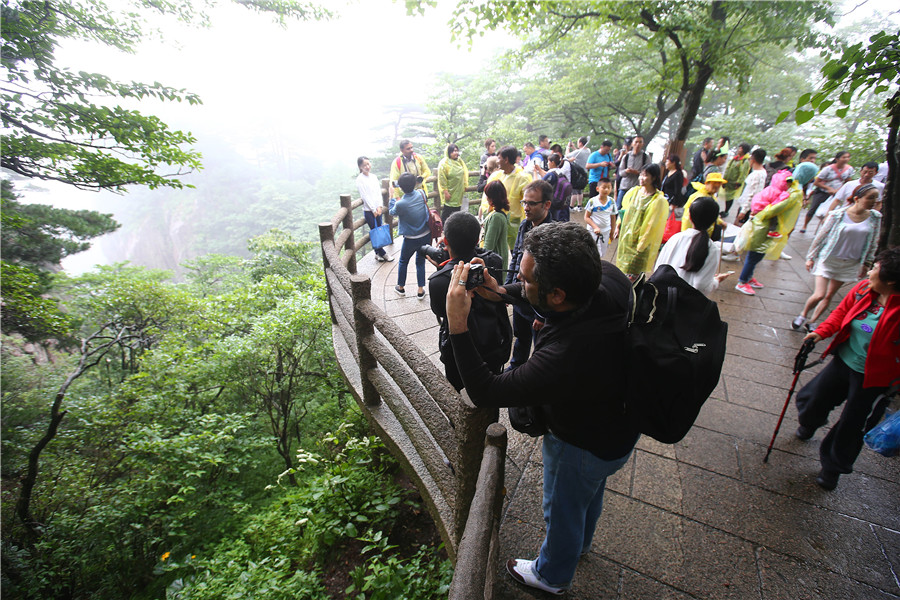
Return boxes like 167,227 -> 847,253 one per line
814,279 -> 900,388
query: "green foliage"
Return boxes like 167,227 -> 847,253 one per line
0,179 -> 118,340
435,0 -> 835,143
0,261 -> 72,340
164,423 -> 450,600
1,181 -> 120,268
1,0 -> 333,192
779,29 -> 900,125
348,532 -> 453,600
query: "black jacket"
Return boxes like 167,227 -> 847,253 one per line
429,248 -> 511,390
452,261 -> 640,459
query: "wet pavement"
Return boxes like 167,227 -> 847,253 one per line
359,228 -> 900,600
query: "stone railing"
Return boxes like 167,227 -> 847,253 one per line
317,171 -> 506,599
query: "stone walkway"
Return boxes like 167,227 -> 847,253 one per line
358,230 -> 899,600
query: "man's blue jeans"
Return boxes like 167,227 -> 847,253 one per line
533,433 -> 632,588
509,305 -> 537,368
615,187 -> 629,210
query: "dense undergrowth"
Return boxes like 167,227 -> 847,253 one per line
1,231 -> 451,599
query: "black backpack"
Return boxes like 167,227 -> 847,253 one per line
624,264 -> 728,443
569,161 -> 588,191
435,250 -> 511,371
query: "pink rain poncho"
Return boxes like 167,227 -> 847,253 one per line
750,169 -> 792,214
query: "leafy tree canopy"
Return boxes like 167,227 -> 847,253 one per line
422,0 -> 835,152
778,27 -> 900,248
0,179 -> 118,340
1,0 -> 332,192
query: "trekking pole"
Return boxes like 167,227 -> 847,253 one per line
763,339 -> 819,463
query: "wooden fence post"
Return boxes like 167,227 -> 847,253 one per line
350,274 -> 380,407
340,193 -> 357,274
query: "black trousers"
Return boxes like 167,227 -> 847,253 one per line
795,355 -> 889,474
509,305 -> 537,368
440,205 -> 460,224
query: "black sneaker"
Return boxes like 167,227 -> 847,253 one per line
795,425 -> 815,440
815,469 -> 839,491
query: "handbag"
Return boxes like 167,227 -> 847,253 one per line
662,207 -> 681,243
508,405 -> 548,437
369,223 -> 392,249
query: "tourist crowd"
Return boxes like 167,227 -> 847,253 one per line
355,133 -> 896,596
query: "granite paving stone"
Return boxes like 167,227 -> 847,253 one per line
342,228 -> 900,599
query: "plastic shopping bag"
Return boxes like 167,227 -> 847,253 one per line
864,410 -> 900,457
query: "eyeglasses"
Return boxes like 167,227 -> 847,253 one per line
520,200 -> 545,207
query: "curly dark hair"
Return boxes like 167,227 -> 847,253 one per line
523,222 -> 601,306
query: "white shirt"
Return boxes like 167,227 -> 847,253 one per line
735,168 -> 766,211
584,195 -> 618,232
831,178 -> 884,208
356,172 -> 384,213
655,229 -> 721,296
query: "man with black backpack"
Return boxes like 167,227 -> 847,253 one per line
444,221 -> 638,596
428,212 -> 511,390
615,134 -> 652,209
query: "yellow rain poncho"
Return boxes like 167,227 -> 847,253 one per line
745,180 -> 803,259
389,153 -> 431,199
681,182 -> 724,235
616,186 -> 668,275
437,156 -> 469,208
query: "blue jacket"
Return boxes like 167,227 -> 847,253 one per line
389,190 -> 430,238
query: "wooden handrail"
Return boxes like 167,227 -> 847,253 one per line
318,174 -> 506,595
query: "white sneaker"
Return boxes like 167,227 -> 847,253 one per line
722,253 -> 740,262
781,252 -> 792,260
791,315 -> 807,330
506,559 -> 566,595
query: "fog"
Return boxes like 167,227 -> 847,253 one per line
6,0 -> 893,274
9,0 -> 513,273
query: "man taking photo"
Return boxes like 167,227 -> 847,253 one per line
444,222 -> 639,595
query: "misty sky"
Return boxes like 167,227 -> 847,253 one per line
57,1 -> 511,165
6,0 -> 896,272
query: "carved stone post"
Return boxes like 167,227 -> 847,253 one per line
350,274 -> 380,407
340,193 -> 357,274
453,390 -> 499,545
319,223 -> 337,325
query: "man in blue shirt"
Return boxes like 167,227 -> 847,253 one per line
584,140 -> 615,210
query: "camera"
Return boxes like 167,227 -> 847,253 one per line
418,243 -> 449,264
465,263 -> 485,291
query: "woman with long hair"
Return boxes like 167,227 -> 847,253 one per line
356,156 -> 393,262
482,179 -> 511,269
661,154 -> 685,207
615,163 -> 668,277
655,197 -> 732,295
792,183 -> 882,331
437,143 -> 469,223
